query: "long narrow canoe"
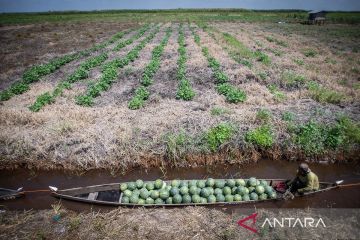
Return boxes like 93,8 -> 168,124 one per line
49,179 -> 342,207
0,187 -> 24,201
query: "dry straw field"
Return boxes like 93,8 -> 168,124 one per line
0,11 -> 359,171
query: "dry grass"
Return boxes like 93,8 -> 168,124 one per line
1,205 -> 359,240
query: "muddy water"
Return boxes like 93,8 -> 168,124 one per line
1,159 -> 360,211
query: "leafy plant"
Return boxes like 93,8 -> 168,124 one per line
256,109 -> 272,123
205,122 -> 234,151
254,50 -> 271,65
245,125 -> 274,148
306,81 -> 344,104
29,92 -> 54,112
211,107 -> 230,116
303,48 -> 317,57
176,79 -> 195,100
282,111 -> 295,122
281,71 -> 306,89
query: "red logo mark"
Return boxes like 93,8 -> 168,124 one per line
237,213 -> 258,233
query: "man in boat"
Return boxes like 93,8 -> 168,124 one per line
286,163 -> 319,194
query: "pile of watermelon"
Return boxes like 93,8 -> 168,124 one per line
119,177 -> 277,205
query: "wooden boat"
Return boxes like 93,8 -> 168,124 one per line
0,187 -> 24,201
49,179 -> 343,207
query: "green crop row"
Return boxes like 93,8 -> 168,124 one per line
128,27 -> 172,110
176,24 -> 195,101
190,26 -> 246,103
113,24 -> 151,51
29,53 -> 109,112
76,25 -> 161,106
0,28 -> 133,102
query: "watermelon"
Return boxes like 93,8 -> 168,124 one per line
138,199 -> 145,204
255,185 -> 265,195
173,194 -> 182,204
269,192 -> 277,199
207,195 -> 217,203
243,187 -> 250,195
243,194 -> 250,201
170,187 -> 179,196
182,194 -> 192,203
226,179 -> 236,188
234,194 -> 242,201
132,189 -> 140,196
189,186 -> 198,195
120,183 -> 127,191
145,182 -> 154,191
165,185 -> 172,191
166,197 -> 173,204
231,187 -> 237,194
127,182 -> 136,191
145,197 -> 154,204
171,180 -> 180,188
216,194 -> 225,202
140,188 -> 150,199
159,189 -> 170,200
250,192 -> 258,201
197,180 -> 206,188
124,190 -> 132,197
129,195 -> 139,204
200,188 -> 210,198
260,180 -> 268,186
154,179 -> 163,189
247,177 -> 257,187
248,187 -> 255,193
192,194 -> 201,203
264,186 -> 274,195
223,186 -> 232,195
259,193 -> 268,200
135,179 -> 144,189
256,180 -> 261,186
215,180 -> 225,188
207,187 -> 214,195
214,188 -> 223,195
196,187 -> 201,195
225,194 -> 234,202
188,180 -> 198,188
150,190 -> 160,199
154,198 -> 164,204
206,178 -> 215,187
200,197 -> 207,204
180,186 -> 189,195
235,179 -> 246,187
236,186 -> 246,196
121,196 -> 130,203
179,181 -> 188,188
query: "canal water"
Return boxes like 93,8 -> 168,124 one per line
1,159 -> 360,211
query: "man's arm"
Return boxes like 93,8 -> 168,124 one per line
297,174 -> 315,193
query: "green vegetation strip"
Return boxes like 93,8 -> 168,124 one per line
176,24 -> 195,101
197,23 -> 271,68
0,28 -> 134,102
190,26 -> 246,103
128,27 -> 172,110
76,25 -> 161,106
28,25 -> 151,112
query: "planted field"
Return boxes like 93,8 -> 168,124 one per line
0,17 -> 359,171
